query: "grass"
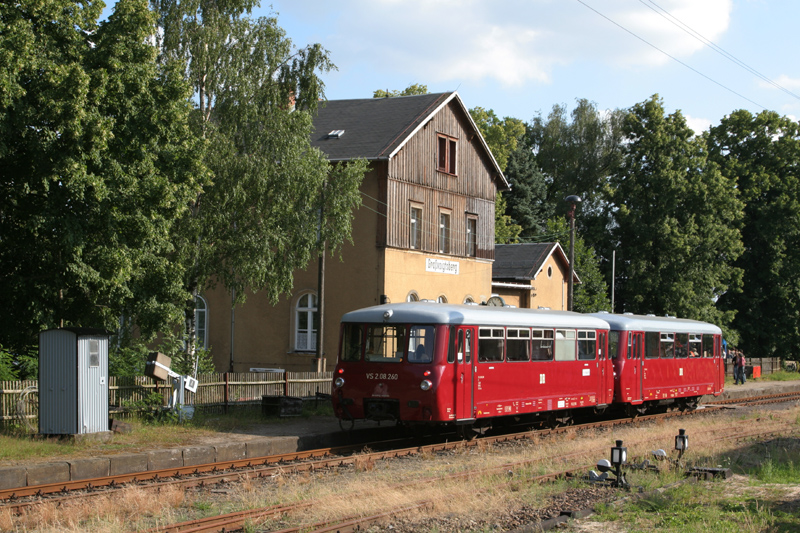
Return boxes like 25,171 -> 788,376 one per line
0,401 -> 334,464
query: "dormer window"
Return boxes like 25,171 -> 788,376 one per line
327,130 -> 345,138
437,134 -> 457,175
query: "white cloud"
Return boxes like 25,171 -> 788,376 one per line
759,74 -> 800,91
294,0 -> 732,88
684,114 -> 713,135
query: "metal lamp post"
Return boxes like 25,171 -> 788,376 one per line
565,195 -> 582,311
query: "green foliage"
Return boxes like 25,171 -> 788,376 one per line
0,0 -> 204,353
527,99 -> 624,253
109,331 -> 215,377
153,0 -> 367,360
708,110 -> 800,360
468,107 -> 525,172
0,347 -> 15,381
611,95 -> 743,327
502,143 -> 552,237
494,192 -> 522,244
373,84 -> 428,98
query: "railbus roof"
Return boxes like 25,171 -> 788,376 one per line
341,302 -> 610,330
586,312 -> 722,335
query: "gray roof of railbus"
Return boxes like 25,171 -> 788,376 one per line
341,302 -> 610,329
586,312 -> 721,335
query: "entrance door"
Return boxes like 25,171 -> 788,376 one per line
454,327 -> 474,420
598,331 -> 613,404
630,331 -> 645,403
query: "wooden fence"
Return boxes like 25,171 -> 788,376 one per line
724,357 -> 782,377
1,372 -> 333,424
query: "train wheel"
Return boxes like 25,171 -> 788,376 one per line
554,411 -> 573,427
679,397 -> 699,412
626,404 -> 645,418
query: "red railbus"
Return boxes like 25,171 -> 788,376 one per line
588,312 -> 724,415
332,302 -> 611,433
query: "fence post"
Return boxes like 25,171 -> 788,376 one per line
284,372 -> 290,397
224,372 -> 229,414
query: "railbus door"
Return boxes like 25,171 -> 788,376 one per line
454,327 -> 474,421
598,331 -> 613,405
715,336 -> 724,394
630,332 -> 645,404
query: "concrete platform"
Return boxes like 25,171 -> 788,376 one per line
1,379 -> 799,491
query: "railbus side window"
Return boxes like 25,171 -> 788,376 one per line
577,330 -> 596,360
448,326 -> 456,363
608,331 -> 620,360
689,334 -> 702,357
531,329 -> 554,361
506,328 -> 531,362
661,333 -> 674,358
341,324 -> 363,362
365,325 -> 406,363
645,331 -> 660,358
555,329 -> 576,361
408,325 -> 435,363
675,333 -> 689,358
478,328 -> 504,362
464,330 -> 472,363
702,334 -> 715,357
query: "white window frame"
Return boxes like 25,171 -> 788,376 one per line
294,292 -> 318,352
195,295 -> 208,350
439,211 -> 451,254
410,204 -> 423,250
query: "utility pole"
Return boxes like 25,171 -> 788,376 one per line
565,195 -> 582,311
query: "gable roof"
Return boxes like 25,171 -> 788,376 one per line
310,92 -> 508,189
492,243 -> 580,283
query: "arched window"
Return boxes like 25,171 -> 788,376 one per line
407,291 -> 419,302
295,292 -> 318,352
195,296 -> 208,349
437,295 -> 448,303
464,296 -> 475,304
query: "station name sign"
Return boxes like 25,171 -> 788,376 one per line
426,258 -> 459,275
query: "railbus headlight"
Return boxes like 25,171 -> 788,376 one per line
334,377 -> 345,388
420,379 -> 433,391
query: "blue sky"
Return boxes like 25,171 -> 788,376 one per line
104,0 -> 800,133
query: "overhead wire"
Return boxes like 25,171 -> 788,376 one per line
574,0 -> 766,110
640,0 -> 800,102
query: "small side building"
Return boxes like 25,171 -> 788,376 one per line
38,328 -> 110,435
492,243 -> 579,310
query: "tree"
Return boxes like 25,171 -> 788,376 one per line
708,110 -> 800,359
0,0 -> 203,353
611,95 -> 743,327
502,142 -> 552,237
469,107 -> 525,172
373,84 -> 428,98
152,0 -> 367,363
494,192 -> 522,244
527,99 -> 624,266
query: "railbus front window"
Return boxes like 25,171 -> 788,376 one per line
577,330 -> 597,360
531,329 -> 554,361
341,324 -> 364,362
408,325 -> 435,363
365,325 -> 406,362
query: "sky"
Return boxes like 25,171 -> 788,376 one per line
103,0 -> 800,134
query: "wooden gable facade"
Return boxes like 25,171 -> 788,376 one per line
381,98 -> 499,260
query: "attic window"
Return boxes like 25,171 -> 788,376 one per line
327,130 -> 345,139
437,134 -> 457,175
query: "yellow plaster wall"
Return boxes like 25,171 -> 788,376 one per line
530,254 -> 568,310
382,248 -> 493,305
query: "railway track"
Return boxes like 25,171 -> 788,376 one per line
2,390 -> 798,530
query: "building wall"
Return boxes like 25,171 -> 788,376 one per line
531,254 -> 569,310
383,248 -> 493,305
